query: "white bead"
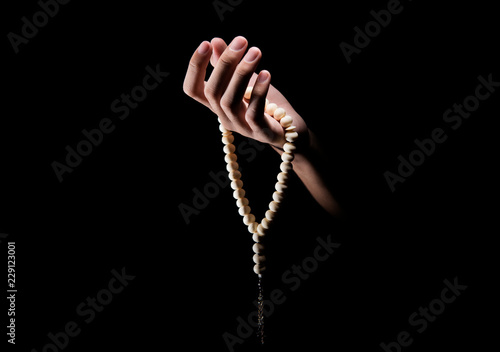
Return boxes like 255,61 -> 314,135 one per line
248,222 -> 258,233
230,180 -> 243,190
280,115 -> 293,128
281,152 -> 294,162
219,124 -> 229,133
265,103 -> 278,116
252,233 -> 263,242
233,188 -> 245,199
226,161 -> 239,172
280,161 -> 292,173
253,254 -> 266,264
253,243 -> 264,254
236,197 -> 249,207
265,210 -> 276,220
224,153 -> 237,163
269,201 -> 280,212
253,264 -> 266,275
229,170 -> 241,181
286,125 -> 296,131
275,182 -> 287,193
277,172 -> 289,183
244,86 -> 253,100
243,213 -> 255,225
238,205 -> 251,216
273,108 -> 286,121
222,135 -> 234,144
257,224 -> 266,236
261,218 -> 271,229
285,131 -> 299,142
265,99 -> 269,108
272,191 -> 284,202
223,144 -> 236,154
283,142 -> 296,153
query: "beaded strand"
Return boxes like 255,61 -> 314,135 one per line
219,86 -> 298,277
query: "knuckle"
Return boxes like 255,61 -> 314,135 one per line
250,85 -> 266,98
203,84 -> 218,101
220,95 -> 238,110
218,55 -> 234,68
232,68 -> 249,81
183,82 -> 194,98
220,98 -> 232,110
188,61 -> 199,72
245,105 -> 260,120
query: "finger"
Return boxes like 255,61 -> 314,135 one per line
246,70 -> 272,132
205,36 -> 248,119
220,47 -> 262,128
183,41 -> 213,107
210,37 -> 227,67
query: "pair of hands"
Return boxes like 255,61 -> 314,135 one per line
183,36 -> 309,152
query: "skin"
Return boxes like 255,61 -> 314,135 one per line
183,36 -> 342,217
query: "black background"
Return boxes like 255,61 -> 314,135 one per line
1,0 -> 498,351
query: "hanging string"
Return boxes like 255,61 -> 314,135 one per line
257,275 -> 265,344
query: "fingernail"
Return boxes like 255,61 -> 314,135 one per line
243,47 -> 260,63
230,36 -> 246,52
198,41 -> 210,55
257,71 -> 270,83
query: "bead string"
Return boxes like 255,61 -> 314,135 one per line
257,275 -> 264,344
219,86 -> 298,343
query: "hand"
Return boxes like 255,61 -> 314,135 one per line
183,36 -> 342,216
183,36 -> 309,152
